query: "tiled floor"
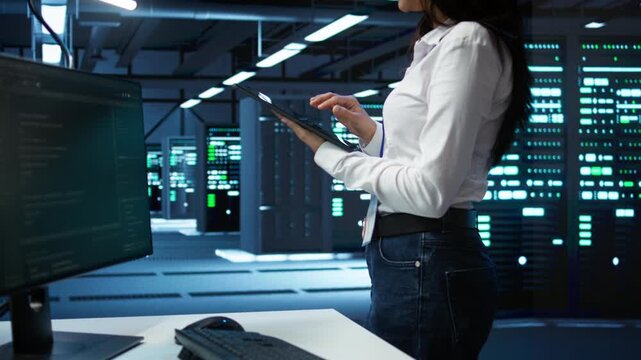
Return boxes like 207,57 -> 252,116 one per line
3,231 -> 640,359
43,232 -> 371,324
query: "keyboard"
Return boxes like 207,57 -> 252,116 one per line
175,328 -> 324,360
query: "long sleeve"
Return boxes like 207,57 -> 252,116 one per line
314,34 -> 503,218
358,120 -> 384,157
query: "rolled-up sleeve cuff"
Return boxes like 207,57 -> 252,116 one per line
314,142 -> 349,176
358,121 -> 384,157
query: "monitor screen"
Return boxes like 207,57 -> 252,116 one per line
0,55 -> 152,295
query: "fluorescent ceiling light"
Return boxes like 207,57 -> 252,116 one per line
256,43 -> 307,68
256,49 -> 300,68
388,81 -> 401,89
99,0 -> 138,11
199,87 -> 225,99
585,22 -> 606,29
180,99 -> 201,109
41,5 -> 67,35
353,89 -> 379,98
223,71 -> 256,86
304,14 -> 369,42
42,44 -> 62,64
284,42 -> 307,51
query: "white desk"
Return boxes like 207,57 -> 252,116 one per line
0,309 -> 411,360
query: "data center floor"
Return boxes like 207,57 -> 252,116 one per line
4,230 -> 639,359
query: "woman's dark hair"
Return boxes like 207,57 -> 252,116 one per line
413,0 -> 533,167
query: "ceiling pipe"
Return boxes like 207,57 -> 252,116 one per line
0,0 -> 419,27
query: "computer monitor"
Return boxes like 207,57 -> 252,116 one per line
0,55 -> 152,358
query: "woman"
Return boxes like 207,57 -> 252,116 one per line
277,0 -> 532,358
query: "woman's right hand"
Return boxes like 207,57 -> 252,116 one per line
309,92 -> 378,145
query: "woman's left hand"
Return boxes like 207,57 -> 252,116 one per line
273,112 -> 326,153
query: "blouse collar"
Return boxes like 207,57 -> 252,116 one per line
419,18 -> 456,46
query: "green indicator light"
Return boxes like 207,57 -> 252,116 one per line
170,190 -> 177,202
591,167 -> 602,176
207,193 -> 216,208
579,215 -> 592,222
624,181 -> 634,187
579,223 -> 592,230
478,215 -> 491,222
579,240 -> 592,246
148,188 -> 152,197
579,231 -> 592,238
331,197 -> 344,216
614,56 -> 618,62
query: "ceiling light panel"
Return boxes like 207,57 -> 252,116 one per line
304,14 -> 369,42
223,71 -> 256,86
180,99 -> 201,109
256,43 -> 307,68
199,87 -> 225,99
99,0 -> 138,11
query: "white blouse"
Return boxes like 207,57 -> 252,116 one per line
314,20 -> 513,226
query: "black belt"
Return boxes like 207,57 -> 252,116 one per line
372,208 -> 477,238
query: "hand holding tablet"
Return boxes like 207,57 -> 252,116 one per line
233,84 -> 359,153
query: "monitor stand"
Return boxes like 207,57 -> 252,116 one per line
0,287 -> 143,360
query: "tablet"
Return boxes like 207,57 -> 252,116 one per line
234,83 -> 359,152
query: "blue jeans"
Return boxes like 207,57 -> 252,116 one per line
365,228 -> 498,359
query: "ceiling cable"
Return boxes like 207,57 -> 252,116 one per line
26,0 -> 73,69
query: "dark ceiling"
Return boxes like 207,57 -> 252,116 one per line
0,0 -> 639,91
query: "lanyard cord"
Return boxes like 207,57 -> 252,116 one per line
379,122 -> 385,157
